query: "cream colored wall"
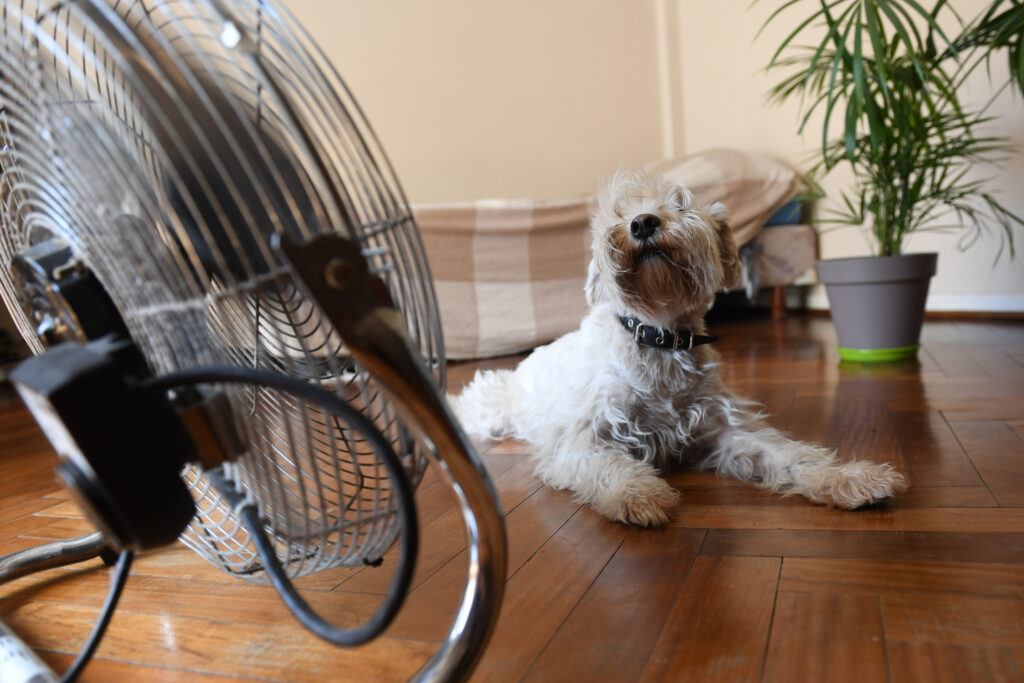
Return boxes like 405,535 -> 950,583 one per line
286,0 -> 665,202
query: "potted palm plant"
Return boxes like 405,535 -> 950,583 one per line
761,0 -> 1023,362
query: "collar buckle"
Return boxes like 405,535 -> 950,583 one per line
633,322 -> 648,344
673,329 -> 693,351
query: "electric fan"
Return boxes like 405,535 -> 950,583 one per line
0,1 -> 506,681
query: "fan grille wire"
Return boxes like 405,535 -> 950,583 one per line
0,0 -> 443,580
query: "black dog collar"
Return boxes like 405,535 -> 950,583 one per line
619,315 -> 718,351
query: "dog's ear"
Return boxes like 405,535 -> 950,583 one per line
707,202 -> 742,290
585,257 -> 607,306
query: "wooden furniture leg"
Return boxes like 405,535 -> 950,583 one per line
771,287 -> 787,321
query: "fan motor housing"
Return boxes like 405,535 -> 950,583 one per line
8,337 -> 197,551
12,238 -> 133,348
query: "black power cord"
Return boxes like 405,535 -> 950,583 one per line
145,365 -> 418,647
61,548 -> 133,683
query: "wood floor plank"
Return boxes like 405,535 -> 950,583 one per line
887,641 -> 1023,683
720,361 -> 839,388
469,509 -> 628,682
0,494 -> 67,525
0,479 -> 63,511
0,470 -> 59,501
19,517 -> 105,540
501,485 -> 582,572
886,379 -> 1024,412
834,396 -> 905,467
288,560 -> 364,591
926,321 -> 1024,346
524,527 -> 705,682
882,594 -> 1024,648
387,485 -> 582,643
913,346 -> 944,373
943,398 -> 1024,421
926,344 -> 989,378
964,347 -> 1024,383
780,395 -> 834,449
672,472 -> 996,511
667,481 -> 809,508
701,529 -> 1024,563
5,601 -> 437,682
40,652 -> 263,682
640,556 -> 780,683
895,485 -> 997,508
667,471 -> 753,489
0,511 -> 72,542
1,564 -> 389,632
0,534 -> 67,558
762,592 -> 887,683
31,500 -> 85,518
890,410 -> 984,487
779,558 -> 1024,600
672,505 -> 1024,532
736,387 -> 796,427
338,453 -> 541,596
948,421 -> 1024,507
326,512 -> 463,595
483,437 -> 534,457
129,544 -> 251,583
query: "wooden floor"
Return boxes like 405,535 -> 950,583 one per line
2,312 -> 1023,682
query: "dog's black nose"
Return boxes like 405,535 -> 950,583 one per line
630,213 -> 661,240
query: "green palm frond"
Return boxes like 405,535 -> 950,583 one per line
759,0 -> 1023,259
949,0 -> 1024,92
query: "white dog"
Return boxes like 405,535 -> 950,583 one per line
452,171 -> 907,526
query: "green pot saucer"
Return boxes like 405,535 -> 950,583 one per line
837,345 -> 920,363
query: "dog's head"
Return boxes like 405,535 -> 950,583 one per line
585,170 -> 741,321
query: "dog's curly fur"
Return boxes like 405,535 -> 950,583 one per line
452,171 -> 907,526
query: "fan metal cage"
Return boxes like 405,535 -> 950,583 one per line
0,0 -> 444,580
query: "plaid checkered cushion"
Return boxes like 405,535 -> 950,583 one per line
416,197 -> 595,359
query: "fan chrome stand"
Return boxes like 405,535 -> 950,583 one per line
0,531 -> 108,583
0,532 -> 109,683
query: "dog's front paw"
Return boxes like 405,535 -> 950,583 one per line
816,461 -> 909,509
592,477 -> 682,527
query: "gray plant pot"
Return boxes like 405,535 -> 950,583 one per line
816,253 -> 938,362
